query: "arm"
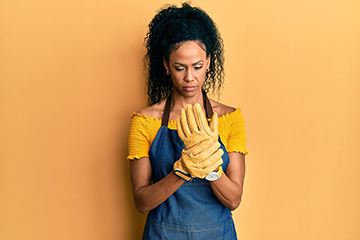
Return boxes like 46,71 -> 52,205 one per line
209,152 -> 245,211
130,156 -> 185,214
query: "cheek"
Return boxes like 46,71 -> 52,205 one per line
198,71 -> 207,80
170,73 -> 182,84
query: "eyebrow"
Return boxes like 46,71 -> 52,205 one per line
173,60 -> 204,66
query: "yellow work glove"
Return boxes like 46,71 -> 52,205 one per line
174,139 -> 224,181
176,103 -> 219,150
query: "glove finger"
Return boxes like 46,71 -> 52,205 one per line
202,158 -> 223,177
187,139 -> 217,157
194,103 -> 217,138
209,112 -> 218,135
180,108 -> 191,137
186,104 -> 200,134
197,148 -> 224,170
193,103 -> 205,132
180,149 -> 223,179
176,119 -> 186,141
191,141 -> 221,161
206,112 -> 218,139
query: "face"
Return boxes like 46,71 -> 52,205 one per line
163,41 -> 210,98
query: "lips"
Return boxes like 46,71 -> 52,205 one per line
183,86 -> 197,91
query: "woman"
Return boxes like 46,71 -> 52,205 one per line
128,3 -> 248,239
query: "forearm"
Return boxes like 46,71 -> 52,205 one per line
210,152 -> 246,211
209,173 -> 243,211
133,171 -> 185,214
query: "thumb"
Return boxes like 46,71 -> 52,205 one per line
209,112 -> 218,133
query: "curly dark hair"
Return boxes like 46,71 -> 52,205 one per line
144,2 -> 225,106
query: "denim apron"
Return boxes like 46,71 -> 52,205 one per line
142,93 -> 237,240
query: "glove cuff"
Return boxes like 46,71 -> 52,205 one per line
174,169 -> 193,181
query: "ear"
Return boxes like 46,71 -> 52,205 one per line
163,57 -> 170,72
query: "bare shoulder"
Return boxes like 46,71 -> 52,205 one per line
209,99 -> 236,117
137,99 -> 167,120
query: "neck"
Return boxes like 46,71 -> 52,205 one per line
171,90 -> 205,111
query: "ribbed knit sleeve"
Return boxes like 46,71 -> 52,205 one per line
127,113 -> 161,160
218,109 -> 248,155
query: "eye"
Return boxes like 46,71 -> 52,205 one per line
175,68 -> 185,71
194,66 -> 203,70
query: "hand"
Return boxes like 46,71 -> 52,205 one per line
176,103 -> 219,150
174,139 -> 224,180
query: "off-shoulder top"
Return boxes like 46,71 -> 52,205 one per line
127,108 -> 248,160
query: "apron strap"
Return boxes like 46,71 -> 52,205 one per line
203,90 -> 213,119
161,90 -> 213,127
161,93 -> 172,127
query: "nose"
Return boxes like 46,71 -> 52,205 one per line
184,69 -> 195,82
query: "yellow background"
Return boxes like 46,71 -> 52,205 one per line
1,0 -> 359,239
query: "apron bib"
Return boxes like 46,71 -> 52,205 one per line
142,92 -> 237,240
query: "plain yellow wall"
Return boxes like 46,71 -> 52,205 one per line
1,0 -> 359,239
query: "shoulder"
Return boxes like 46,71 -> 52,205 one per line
209,99 -> 237,117
136,99 -> 167,120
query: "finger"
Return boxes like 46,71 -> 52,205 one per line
197,148 -> 224,168
193,103 -> 206,132
208,112 -> 218,134
176,119 -> 186,141
197,148 -> 224,170
191,141 -> 221,161
202,157 -> 223,176
186,104 -> 200,134
180,108 -> 191,137
193,103 -> 217,137
187,139 -> 217,157
201,110 -> 217,138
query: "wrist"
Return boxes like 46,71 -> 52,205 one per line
205,166 -> 222,181
173,159 -> 193,181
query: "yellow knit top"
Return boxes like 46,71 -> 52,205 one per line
127,108 -> 248,160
